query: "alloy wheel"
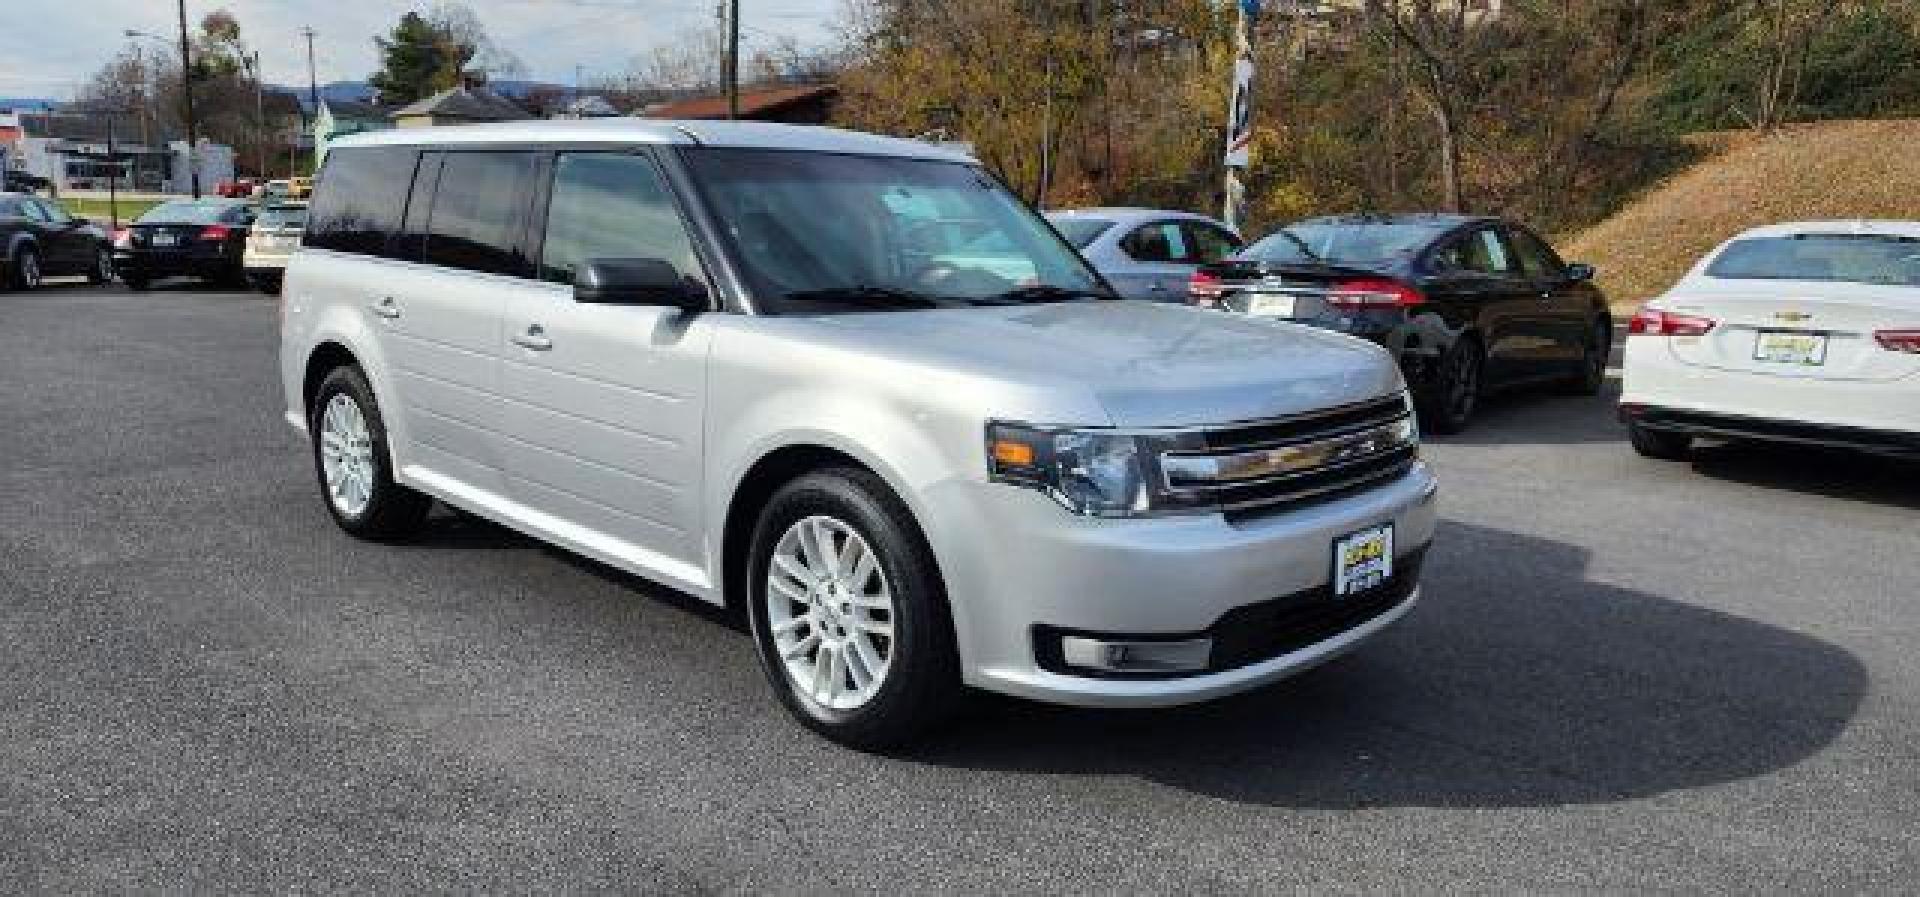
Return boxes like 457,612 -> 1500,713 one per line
318,393 -> 376,518
766,515 -> 896,711
19,252 -> 41,289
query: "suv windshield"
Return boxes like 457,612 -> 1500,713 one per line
682,148 -> 1105,311
1244,221 -> 1447,265
1706,234 -> 1920,286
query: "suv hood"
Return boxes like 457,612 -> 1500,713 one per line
799,300 -> 1401,427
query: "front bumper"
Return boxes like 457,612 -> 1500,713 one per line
923,461 -> 1438,708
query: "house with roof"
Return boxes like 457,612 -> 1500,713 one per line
391,86 -> 531,129
313,99 -> 391,166
643,84 -> 838,124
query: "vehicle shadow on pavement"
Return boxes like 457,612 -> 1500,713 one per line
907,519 -> 1866,808
1685,442 -> 1920,511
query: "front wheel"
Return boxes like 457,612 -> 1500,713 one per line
746,467 -> 961,751
309,366 -> 432,539
87,247 -> 113,285
9,248 -> 41,290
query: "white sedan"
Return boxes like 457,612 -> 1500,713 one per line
1620,220 -> 1920,460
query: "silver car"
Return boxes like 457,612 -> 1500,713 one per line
280,120 -> 1437,748
1047,207 -> 1244,301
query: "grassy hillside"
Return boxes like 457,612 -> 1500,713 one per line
1562,119 -> 1920,308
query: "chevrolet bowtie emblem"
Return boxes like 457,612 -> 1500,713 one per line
1775,310 -> 1813,323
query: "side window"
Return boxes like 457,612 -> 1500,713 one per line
306,146 -> 418,256
1435,228 -> 1515,276
19,200 -> 50,223
1121,222 -> 1192,263
1184,222 -> 1243,264
423,151 -> 538,277
540,152 -> 705,286
34,200 -> 71,224
392,152 -> 444,262
1507,227 -> 1565,279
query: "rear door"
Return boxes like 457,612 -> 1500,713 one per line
27,199 -> 92,273
1111,220 -> 1201,301
496,149 -> 715,577
1427,226 -> 1553,382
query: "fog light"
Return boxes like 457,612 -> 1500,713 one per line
1061,636 -> 1211,673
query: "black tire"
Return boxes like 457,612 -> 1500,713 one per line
1417,337 -> 1483,435
1627,421 -> 1693,461
745,466 -> 962,751
1560,319 -> 1612,396
9,247 -> 40,291
122,272 -> 150,291
308,365 -> 432,540
86,246 -> 113,285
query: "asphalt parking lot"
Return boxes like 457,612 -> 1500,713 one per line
3,283 -> 1916,891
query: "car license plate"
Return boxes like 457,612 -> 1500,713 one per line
1247,293 -> 1296,317
150,232 -> 177,247
1333,524 -> 1394,597
1754,330 -> 1827,366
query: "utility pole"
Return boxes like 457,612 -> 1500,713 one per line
302,27 -> 319,113
726,0 -> 741,119
176,0 -> 202,198
251,51 -> 265,180
104,108 -> 121,227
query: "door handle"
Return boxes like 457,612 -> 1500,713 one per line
370,297 -> 400,319
511,325 -> 553,351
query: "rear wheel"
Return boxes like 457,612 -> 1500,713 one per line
746,467 -> 961,751
1418,337 -> 1482,435
1628,421 -> 1693,460
309,365 -> 432,540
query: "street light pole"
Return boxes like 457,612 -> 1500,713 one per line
726,0 -> 740,119
176,0 -> 202,198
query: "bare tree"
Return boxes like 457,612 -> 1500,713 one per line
1365,0 -> 1504,212
1747,0 -> 1837,132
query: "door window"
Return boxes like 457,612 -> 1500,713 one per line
305,146 -> 418,256
32,200 -> 71,224
540,152 -> 705,287
1183,222 -> 1243,263
1120,222 -> 1193,263
1507,227 -> 1565,279
1434,228 -> 1516,275
19,200 -> 51,223
423,151 -> 537,277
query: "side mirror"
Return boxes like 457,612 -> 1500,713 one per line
574,258 -> 708,312
1565,262 -> 1596,282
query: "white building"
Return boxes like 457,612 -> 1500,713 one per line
1,110 -> 233,194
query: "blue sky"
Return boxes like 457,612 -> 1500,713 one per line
0,0 -> 843,99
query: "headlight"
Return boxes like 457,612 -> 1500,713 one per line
987,423 -> 1206,517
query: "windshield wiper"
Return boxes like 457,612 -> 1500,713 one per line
981,285 -> 1115,305
783,286 -> 945,308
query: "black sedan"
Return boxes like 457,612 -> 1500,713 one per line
1,192 -> 113,290
1189,213 -> 1612,433
113,198 -> 256,290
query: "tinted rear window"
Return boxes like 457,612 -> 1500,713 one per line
306,146 -> 418,256
1245,221 -> 1446,264
422,151 -> 537,276
1706,234 -> 1920,286
1051,218 -> 1115,249
137,200 -> 243,225
256,205 -> 307,228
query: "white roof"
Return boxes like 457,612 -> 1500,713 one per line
329,118 -> 975,163
1730,220 -> 1920,240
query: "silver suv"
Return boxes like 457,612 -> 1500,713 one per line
279,120 -> 1438,748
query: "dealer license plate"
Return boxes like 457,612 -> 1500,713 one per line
1333,524 -> 1394,597
1247,293 -> 1296,317
1754,331 -> 1827,366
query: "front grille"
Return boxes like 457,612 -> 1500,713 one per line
1157,394 -> 1417,521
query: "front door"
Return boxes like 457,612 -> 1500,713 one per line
1429,226 -> 1559,384
496,150 -> 714,583
1506,225 -> 1591,366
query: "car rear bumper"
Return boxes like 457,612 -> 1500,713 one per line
114,250 -> 239,278
1621,404 -> 1920,458
1621,335 -> 1920,438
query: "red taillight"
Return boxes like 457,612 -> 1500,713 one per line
1875,329 -> 1920,354
199,224 -> 232,241
1187,270 -> 1223,306
1628,307 -> 1716,336
111,228 -> 130,247
1329,278 -> 1424,309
